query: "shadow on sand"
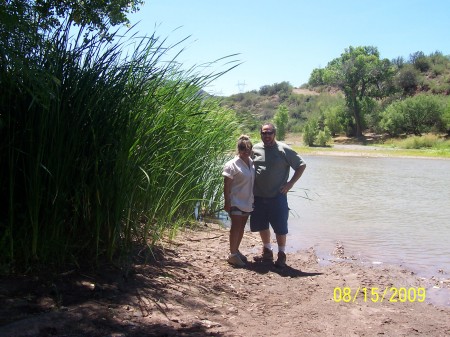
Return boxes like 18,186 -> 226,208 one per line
244,260 -> 323,278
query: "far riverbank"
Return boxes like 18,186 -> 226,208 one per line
284,133 -> 450,160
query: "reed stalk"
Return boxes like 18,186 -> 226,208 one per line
0,21 -> 239,274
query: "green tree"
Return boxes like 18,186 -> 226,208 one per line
410,51 -> 430,72
273,104 -> 289,140
318,46 -> 395,138
395,64 -> 419,96
308,68 -> 325,86
1,0 -> 143,34
1,0 -> 144,80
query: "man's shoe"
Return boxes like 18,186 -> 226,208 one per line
227,254 -> 246,267
275,251 -> 286,268
253,247 -> 274,262
237,250 -> 248,263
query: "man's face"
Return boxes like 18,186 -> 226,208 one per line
260,125 -> 276,146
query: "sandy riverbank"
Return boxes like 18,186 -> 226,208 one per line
285,134 -> 450,160
1,222 -> 449,337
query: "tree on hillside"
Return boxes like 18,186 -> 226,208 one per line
409,51 -> 430,72
316,46 -> 395,138
308,68 -> 325,87
395,64 -> 419,96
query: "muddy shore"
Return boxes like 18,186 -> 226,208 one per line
1,222 -> 449,337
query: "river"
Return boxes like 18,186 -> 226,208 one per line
288,155 -> 450,278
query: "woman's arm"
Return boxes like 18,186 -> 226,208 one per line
223,176 -> 232,214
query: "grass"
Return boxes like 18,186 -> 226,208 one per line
0,22 -> 240,274
383,134 -> 450,148
374,134 -> 450,158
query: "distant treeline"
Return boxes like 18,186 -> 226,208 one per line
222,48 -> 450,145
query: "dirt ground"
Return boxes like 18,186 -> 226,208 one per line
1,222 -> 449,337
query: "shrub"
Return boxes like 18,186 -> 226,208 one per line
399,134 -> 442,149
302,119 -> 319,146
431,64 -> 445,78
315,127 -> 332,146
323,105 -> 344,136
443,102 -> 450,134
380,94 -> 446,136
259,81 -> 293,96
380,102 -> 405,136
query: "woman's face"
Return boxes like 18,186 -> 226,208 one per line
238,146 -> 252,159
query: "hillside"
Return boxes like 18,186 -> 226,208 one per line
292,88 -> 320,96
219,84 -> 344,134
219,52 -> 450,136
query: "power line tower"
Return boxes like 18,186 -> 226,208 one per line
237,81 -> 246,93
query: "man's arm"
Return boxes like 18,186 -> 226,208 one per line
280,164 -> 306,194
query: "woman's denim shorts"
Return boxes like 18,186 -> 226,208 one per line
230,206 -> 252,216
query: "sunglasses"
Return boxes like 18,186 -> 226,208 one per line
261,131 -> 274,135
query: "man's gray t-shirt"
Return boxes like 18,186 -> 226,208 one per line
252,141 -> 306,198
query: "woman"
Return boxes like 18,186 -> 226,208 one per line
222,135 -> 255,267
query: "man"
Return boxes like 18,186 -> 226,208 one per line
250,123 -> 306,268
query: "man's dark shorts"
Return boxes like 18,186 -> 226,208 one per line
250,193 -> 289,235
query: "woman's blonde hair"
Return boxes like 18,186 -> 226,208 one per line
237,134 -> 252,153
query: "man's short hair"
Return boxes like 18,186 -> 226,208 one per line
261,123 -> 276,134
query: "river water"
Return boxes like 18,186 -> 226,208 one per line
287,155 -> 450,306
288,155 -> 450,277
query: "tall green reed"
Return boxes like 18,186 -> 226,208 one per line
0,22 -> 239,274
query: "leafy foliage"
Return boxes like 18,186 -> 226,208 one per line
259,81 -> 293,98
273,105 -> 289,140
222,47 -> 450,146
323,104 -> 346,136
380,94 -> 447,136
308,68 -> 325,87
319,46 -> 396,137
315,127 -> 332,146
302,118 -> 319,146
395,64 -> 420,96
444,103 -> 450,133
1,0 -> 143,33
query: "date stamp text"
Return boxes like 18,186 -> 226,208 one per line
333,287 -> 426,303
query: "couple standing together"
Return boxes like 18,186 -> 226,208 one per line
222,123 -> 306,268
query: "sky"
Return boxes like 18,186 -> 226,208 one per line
123,0 -> 450,96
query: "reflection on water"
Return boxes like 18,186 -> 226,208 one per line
288,156 -> 450,284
